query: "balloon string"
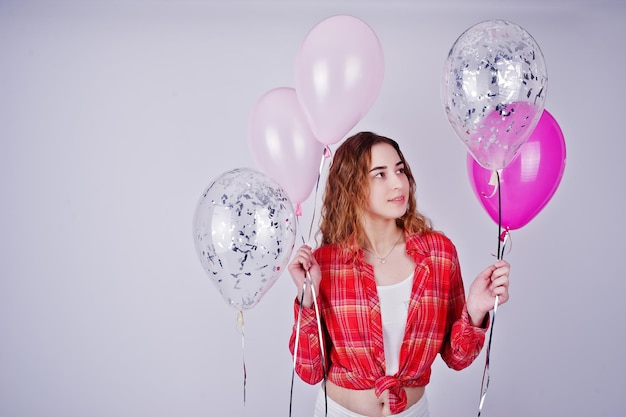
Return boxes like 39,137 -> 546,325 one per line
478,170 -> 503,417
497,170 -> 503,260
289,284 -> 305,417
236,310 -> 247,412
307,147 -> 331,244
289,273 -> 328,417
478,294 -> 497,416
308,270 -> 328,417
290,147 -> 331,416
295,147 -> 330,246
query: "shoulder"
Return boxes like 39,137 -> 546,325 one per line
313,243 -> 347,266
407,230 -> 457,257
408,232 -> 461,281
313,242 -> 364,272
313,243 -> 338,258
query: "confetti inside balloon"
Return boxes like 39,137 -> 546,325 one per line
192,168 -> 297,310
442,19 -> 548,170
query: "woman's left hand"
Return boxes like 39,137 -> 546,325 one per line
466,260 -> 510,327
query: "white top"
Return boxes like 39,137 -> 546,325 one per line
377,272 -> 413,375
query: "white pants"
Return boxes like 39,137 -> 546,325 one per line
314,388 -> 430,417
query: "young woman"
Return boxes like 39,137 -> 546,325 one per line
288,132 -> 510,417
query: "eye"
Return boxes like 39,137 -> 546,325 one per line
373,171 -> 385,179
396,167 -> 406,174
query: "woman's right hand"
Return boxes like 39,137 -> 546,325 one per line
288,245 -> 321,308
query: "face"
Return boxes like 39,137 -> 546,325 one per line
365,143 -> 410,222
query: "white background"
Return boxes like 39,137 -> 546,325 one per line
1,1 -> 624,416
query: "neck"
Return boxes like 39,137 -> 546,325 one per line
362,222 -> 404,257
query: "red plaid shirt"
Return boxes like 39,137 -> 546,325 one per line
289,231 -> 488,414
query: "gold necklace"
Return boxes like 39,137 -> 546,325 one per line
364,233 -> 404,264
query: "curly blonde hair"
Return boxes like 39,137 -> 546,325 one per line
319,131 -> 433,250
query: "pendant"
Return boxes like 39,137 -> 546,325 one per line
380,259 -> 386,264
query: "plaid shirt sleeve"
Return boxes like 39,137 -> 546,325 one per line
288,298 -> 327,384
439,242 -> 489,370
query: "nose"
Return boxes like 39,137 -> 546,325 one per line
391,173 -> 403,189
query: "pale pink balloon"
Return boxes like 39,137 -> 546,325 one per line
248,87 -> 326,205
295,15 -> 385,145
467,110 -> 566,230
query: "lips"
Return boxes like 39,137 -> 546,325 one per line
389,195 -> 405,203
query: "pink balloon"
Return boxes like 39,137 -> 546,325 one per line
467,110 -> 566,230
295,15 -> 385,145
248,87 -> 326,205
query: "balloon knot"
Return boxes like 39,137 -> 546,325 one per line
295,203 -> 303,217
237,310 -> 244,328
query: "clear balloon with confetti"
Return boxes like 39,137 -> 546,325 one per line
193,168 -> 297,310
442,19 -> 548,170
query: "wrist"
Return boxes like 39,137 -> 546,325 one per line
296,288 -> 314,309
467,305 -> 488,328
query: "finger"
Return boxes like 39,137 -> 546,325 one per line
492,263 -> 510,279
490,268 -> 509,282
490,281 -> 509,304
479,264 -> 498,281
289,255 -> 310,273
491,277 -> 509,294
490,266 -> 509,281
491,282 -> 508,295
300,247 -> 316,264
495,289 -> 509,304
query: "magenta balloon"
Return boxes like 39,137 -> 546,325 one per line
295,15 -> 385,145
467,110 -> 566,230
248,87 -> 326,205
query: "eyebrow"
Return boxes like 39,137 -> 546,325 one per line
369,160 -> 404,173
